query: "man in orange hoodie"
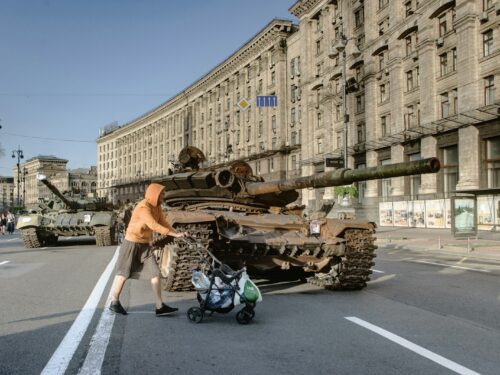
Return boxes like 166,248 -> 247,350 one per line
109,183 -> 187,316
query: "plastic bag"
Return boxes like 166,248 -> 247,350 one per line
192,270 -> 210,290
234,271 -> 262,306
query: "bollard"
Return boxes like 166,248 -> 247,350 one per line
438,236 -> 442,250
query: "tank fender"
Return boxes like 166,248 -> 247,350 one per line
165,210 -> 217,226
324,219 -> 376,238
90,212 -> 115,227
16,215 -> 43,229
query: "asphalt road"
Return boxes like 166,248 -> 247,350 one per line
1,234 -> 499,375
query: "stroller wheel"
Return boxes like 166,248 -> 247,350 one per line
187,307 -> 203,323
236,308 -> 255,325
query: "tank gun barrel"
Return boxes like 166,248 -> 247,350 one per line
245,157 -> 440,196
37,174 -> 73,208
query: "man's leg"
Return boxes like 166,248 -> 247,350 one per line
150,276 -> 163,309
112,275 -> 127,302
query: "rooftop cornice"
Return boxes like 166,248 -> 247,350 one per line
289,0 -> 323,18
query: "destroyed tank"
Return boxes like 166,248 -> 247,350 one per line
152,147 -> 440,291
17,175 -> 118,248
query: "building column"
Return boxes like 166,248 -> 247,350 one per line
301,164 -> 316,208
365,150 -> 378,198
420,136 -> 438,194
391,144 -> 405,196
457,125 -> 480,190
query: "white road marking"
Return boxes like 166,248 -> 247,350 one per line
411,260 -> 490,273
41,246 -> 120,375
372,269 -> 385,273
345,317 -> 481,375
7,238 -> 18,242
0,260 -> 10,266
78,279 -> 118,375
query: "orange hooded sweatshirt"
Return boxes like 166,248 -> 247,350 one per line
125,183 -> 176,243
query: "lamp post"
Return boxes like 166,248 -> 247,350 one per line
328,32 -> 361,169
21,167 -> 28,207
11,146 -> 24,207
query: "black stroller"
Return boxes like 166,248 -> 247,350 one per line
182,238 -> 261,324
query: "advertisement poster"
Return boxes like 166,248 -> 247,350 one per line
425,199 -> 446,228
393,201 -> 408,227
445,199 -> 451,228
379,202 -> 394,226
408,200 -> 426,228
452,197 -> 477,237
477,196 -> 495,229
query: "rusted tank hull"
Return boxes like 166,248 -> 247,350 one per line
153,209 -> 376,291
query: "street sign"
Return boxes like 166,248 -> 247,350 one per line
325,157 -> 344,168
236,98 -> 251,111
256,95 -> 278,107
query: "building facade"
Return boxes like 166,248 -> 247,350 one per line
0,177 -> 14,211
12,156 -> 97,208
97,0 -> 500,225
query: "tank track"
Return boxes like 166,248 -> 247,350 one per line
21,228 -> 42,248
95,226 -> 116,247
156,223 -> 213,292
307,229 -> 377,290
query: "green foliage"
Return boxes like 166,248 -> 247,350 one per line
334,185 -> 358,198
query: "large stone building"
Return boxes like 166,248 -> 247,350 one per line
97,0 -> 500,227
12,156 -> 97,207
0,177 -> 14,210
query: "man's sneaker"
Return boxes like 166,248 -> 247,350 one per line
109,300 -> 127,315
155,303 -> 178,316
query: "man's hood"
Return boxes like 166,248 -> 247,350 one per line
145,183 -> 165,207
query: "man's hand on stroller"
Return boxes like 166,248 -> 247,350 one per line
173,231 -> 189,238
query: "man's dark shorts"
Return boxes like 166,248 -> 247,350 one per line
116,239 -> 161,279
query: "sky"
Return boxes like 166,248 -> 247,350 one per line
0,0 -> 296,175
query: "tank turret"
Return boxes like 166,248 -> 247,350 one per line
37,174 -> 76,210
161,147 -> 440,209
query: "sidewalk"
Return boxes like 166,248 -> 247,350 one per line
375,227 -> 500,259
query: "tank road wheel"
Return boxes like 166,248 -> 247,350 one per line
308,229 -> 377,291
20,228 -> 42,248
158,223 -> 213,292
95,226 -> 117,247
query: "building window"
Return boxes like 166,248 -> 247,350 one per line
258,120 -> 263,137
439,53 -> 448,76
381,158 -> 392,198
440,92 -> 450,118
484,0 -> 493,11
336,104 -> 341,121
357,123 -> 365,143
443,145 -> 458,194
409,153 -> 421,197
291,131 -> 297,145
485,75 -> 495,105
406,70 -> 414,91
405,1 -> 413,17
379,0 -> 388,10
356,93 -> 365,113
405,36 -> 413,56
487,136 -> 500,187
291,108 -> 296,126
316,40 -> 321,55
438,14 -> 447,36
336,132 -> 342,149
354,7 -> 364,28
317,138 -> 324,154
271,115 -> 277,134
317,112 -> 322,128
381,115 -> 389,136
451,48 -> 457,71
379,83 -> 389,103
483,30 -> 493,57
271,71 -> 276,85
291,85 -> 297,102
405,105 -> 415,129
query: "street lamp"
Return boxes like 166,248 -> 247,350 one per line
21,167 -> 28,207
328,32 -> 361,169
11,146 -> 24,207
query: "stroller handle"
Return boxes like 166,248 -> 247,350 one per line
178,236 -> 223,265
211,268 -> 244,284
